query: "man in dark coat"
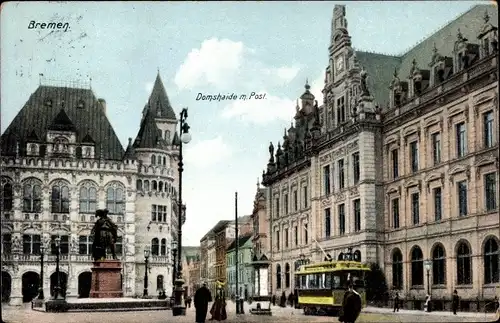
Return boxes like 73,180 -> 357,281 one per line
339,284 -> 362,323
452,290 -> 459,315
194,283 -> 212,323
91,209 -> 118,261
393,291 -> 400,312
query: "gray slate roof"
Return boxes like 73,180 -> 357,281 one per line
1,85 -> 125,160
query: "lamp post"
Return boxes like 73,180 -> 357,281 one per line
37,245 -> 45,300
144,245 -> 150,297
53,237 -> 64,300
173,107 -> 191,316
424,260 -> 432,295
171,240 -> 178,292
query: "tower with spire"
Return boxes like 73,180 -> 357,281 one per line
125,71 -> 179,297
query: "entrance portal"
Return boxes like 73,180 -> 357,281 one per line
78,272 -> 92,298
1,271 -> 12,302
21,271 -> 40,303
50,272 -> 68,297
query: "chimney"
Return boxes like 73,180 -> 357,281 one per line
98,98 -> 106,115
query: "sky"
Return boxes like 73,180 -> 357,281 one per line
0,1 -> 488,246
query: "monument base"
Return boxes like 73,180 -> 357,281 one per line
250,296 -> 272,316
90,260 -> 123,298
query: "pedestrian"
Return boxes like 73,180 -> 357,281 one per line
393,291 -> 400,312
209,291 -> 227,321
452,290 -> 459,315
338,283 -> 362,323
194,283 -> 212,323
280,291 -> 286,307
288,292 -> 294,307
271,295 -> 276,306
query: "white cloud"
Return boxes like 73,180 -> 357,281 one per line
310,73 -> 325,104
221,91 -> 295,125
175,38 -> 300,90
175,38 -> 245,91
184,136 -> 232,168
145,81 -> 154,94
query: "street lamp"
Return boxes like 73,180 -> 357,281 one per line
171,240 -> 178,290
173,107 -> 191,317
144,245 -> 150,297
37,245 -> 45,300
424,260 -> 432,295
53,237 -> 64,300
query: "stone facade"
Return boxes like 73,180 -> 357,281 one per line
226,235 -> 254,299
260,4 -> 499,308
0,73 -> 181,305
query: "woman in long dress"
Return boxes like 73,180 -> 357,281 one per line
209,290 -> 227,321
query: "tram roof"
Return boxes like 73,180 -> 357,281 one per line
297,260 -> 370,273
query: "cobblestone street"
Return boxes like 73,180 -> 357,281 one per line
2,302 -> 497,323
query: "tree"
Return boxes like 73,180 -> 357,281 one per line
365,262 -> 389,306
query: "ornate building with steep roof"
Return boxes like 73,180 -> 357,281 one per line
0,72 -> 185,305
261,4 -> 498,310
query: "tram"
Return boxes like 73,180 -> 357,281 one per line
295,260 -> 370,316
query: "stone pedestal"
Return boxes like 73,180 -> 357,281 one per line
250,261 -> 272,316
90,260 -> 123,298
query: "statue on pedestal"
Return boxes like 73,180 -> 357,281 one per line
91,209 -> 118,261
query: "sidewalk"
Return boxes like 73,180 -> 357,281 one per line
364,305 -> 497,320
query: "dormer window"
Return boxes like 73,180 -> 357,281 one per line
45,99 -> 52,107
84,147 -> 92,158
52,136 -> 69,154
27,143 -> 39,156
77,100 -> 85,109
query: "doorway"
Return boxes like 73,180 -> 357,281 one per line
50,272 -> 68,297
78,272 -> 92,298
1,271 -> 12,302
21,271 -> 40,303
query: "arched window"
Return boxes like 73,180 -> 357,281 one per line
144,180 -> 150,191
51,181 -> 70,213
161,238 -> 166,256
338,253 -> 344,261
163,157 -> 166,165
151,155 -> 156,165
157,275 -> 164,291
151,238 -> 159,256
432,244 -> 446,285
136,180 -> 143,191
165,130 -> 171,142
23,178 -> 42,212
159,181 -> 163,191
392,249 -> 403,289
106,184 -> 125,214
285,263 -> 291,288
484,237 -> 499,284
1,178 -> 13,211
79,185 -> 97,214
456,241 -> 472,285
410,246 -> 424,286
152,180 -> 157,191
276,264 -> 282,289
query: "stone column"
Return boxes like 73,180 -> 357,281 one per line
9,275 -> 23,306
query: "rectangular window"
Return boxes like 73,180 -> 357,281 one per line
276,198 -> 280,217
353,199 -> 361,232
456,122 -> 467,158
303,186 -> 308,208
484,111 -> 494,148
338,204 -> 345,235
458,180 -> 468,216
324,208 -> 331,238
323,165 -> 331,195
23,234 -> 41,255
352,152 -> 360,184
392,150 -> 399,179
304,223 -> 308,244
336,96 -> 346,124
284,194 -> 289,215
285,229 -> 289,248
294,226 -> 298,246
431,132 -> 441,165
151,204 -> 157,221
338,159 -> 345,189
1,234 -> 12,254
276,231 -> 280,251
433,187 -> 442,221
410,141 -> 419,173
485,173 -> 497,211
411,193 -> 420,225
293,190 -> 298,211
392,198 -> 400,229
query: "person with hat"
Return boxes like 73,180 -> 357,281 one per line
91,209 -> 118,261
194,283 -> 212,323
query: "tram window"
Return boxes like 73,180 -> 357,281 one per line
332,275 -> 341,288
301,275 -> 307,289
325,274 -> 332,288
